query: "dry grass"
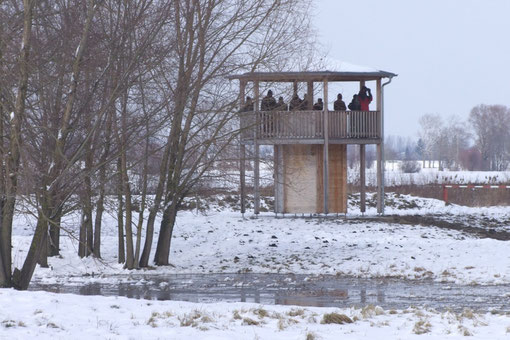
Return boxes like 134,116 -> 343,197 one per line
242,317 -> 259,326
305,332 -> 317,340
232,310 -> 242,320
321,313 -> 353,325
458,325 -> 472,336
2,320 -> 17,328
252,307 -> 268,319
179,310 -> 213,327
413,319 -> 431,334
361,305 -> 385,318
287,308 -> 305,317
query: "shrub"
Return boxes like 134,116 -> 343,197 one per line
400,160 -> 421,173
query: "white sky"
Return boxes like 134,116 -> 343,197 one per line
314,0 -> 510,138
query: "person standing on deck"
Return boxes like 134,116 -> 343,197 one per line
261,90 -> 277,135
241,96 -> 254,112
333,93 -> 346,111
358,86 -> 372,111
348,94 -> 361,111
276,96 -> 287,111
313,98 -> 323,110
300,93 -> 309,110
261,90 -> 277,111
289,93 -> 302,110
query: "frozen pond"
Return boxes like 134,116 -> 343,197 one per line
29,273 -> 510,312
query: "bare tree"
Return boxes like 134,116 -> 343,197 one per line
143,0 -> 317,266
0,0 -> 36,288
470,104 -> 510,171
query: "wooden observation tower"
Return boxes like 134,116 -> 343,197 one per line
230,64 -> 396,215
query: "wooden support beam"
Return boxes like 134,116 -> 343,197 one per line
293,81 -> 298,96
360,144 -> 366,213
239,80 -> 246,107
307,81 -> 313,110
376,78 -> 383,214
240,145 -> 246,214
274,145 -> 284,213
323,79 -> 329,214
376,143 -> 382,214
254,81 -> 260,215
239,80 -> 246,215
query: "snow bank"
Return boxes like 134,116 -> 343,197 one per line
1,289 -> 509,339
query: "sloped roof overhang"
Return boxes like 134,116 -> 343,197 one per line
228,70 -> 397,83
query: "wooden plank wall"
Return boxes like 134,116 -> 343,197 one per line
283,144 -> 347,214
317,144 -> 347,213
283,145 -> 318,213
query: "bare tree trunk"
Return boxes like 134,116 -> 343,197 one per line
154,201 -> 178,265
13,205 -> 50,290
139,139 -> 171,267
48,214 -> 61,257
37,230 -> 49,268
116,157 -> 125,264
119,94 -> 135,269
134,122 -> 150,268
93,109 -> 113,259
0,0 -> 35,287
78,213 -> 87,258
81,124 -> 95,257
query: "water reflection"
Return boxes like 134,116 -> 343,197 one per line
29,273 -> 510,312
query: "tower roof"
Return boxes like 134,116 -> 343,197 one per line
228,59 -> 396,82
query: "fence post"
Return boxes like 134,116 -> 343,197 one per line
442,185 -> 448,205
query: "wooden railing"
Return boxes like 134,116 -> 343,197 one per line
240,110 -> 380,141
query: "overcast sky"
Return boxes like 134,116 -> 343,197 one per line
314,0 -> 510,138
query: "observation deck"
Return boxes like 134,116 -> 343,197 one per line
240,110 -> 381,145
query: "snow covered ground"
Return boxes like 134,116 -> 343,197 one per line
9,193 -> 510,286
5,192 -> 510,339
2,289 -> 510,339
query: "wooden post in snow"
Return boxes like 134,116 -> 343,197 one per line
359,80 -> 366,214
376,78 -> 383,214
239,80 -> 246,214
360,144 -> 366,213
254,81 -> 260,215
323,79 -> 329,214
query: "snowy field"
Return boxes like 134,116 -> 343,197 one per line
2,289 -> 510,339
10,193 -> 510,286
5,193 -> 510,339
206,162 -> 510,190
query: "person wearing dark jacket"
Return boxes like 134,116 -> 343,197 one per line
276,96 -> 287,111
300,94 -> 309,110
333,93 -> 346,111
241,96 -> 253,112
261,90 -> 277,111
313,98 -> 323,111
289,93 -> 302,111
348,94 -> 361,111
